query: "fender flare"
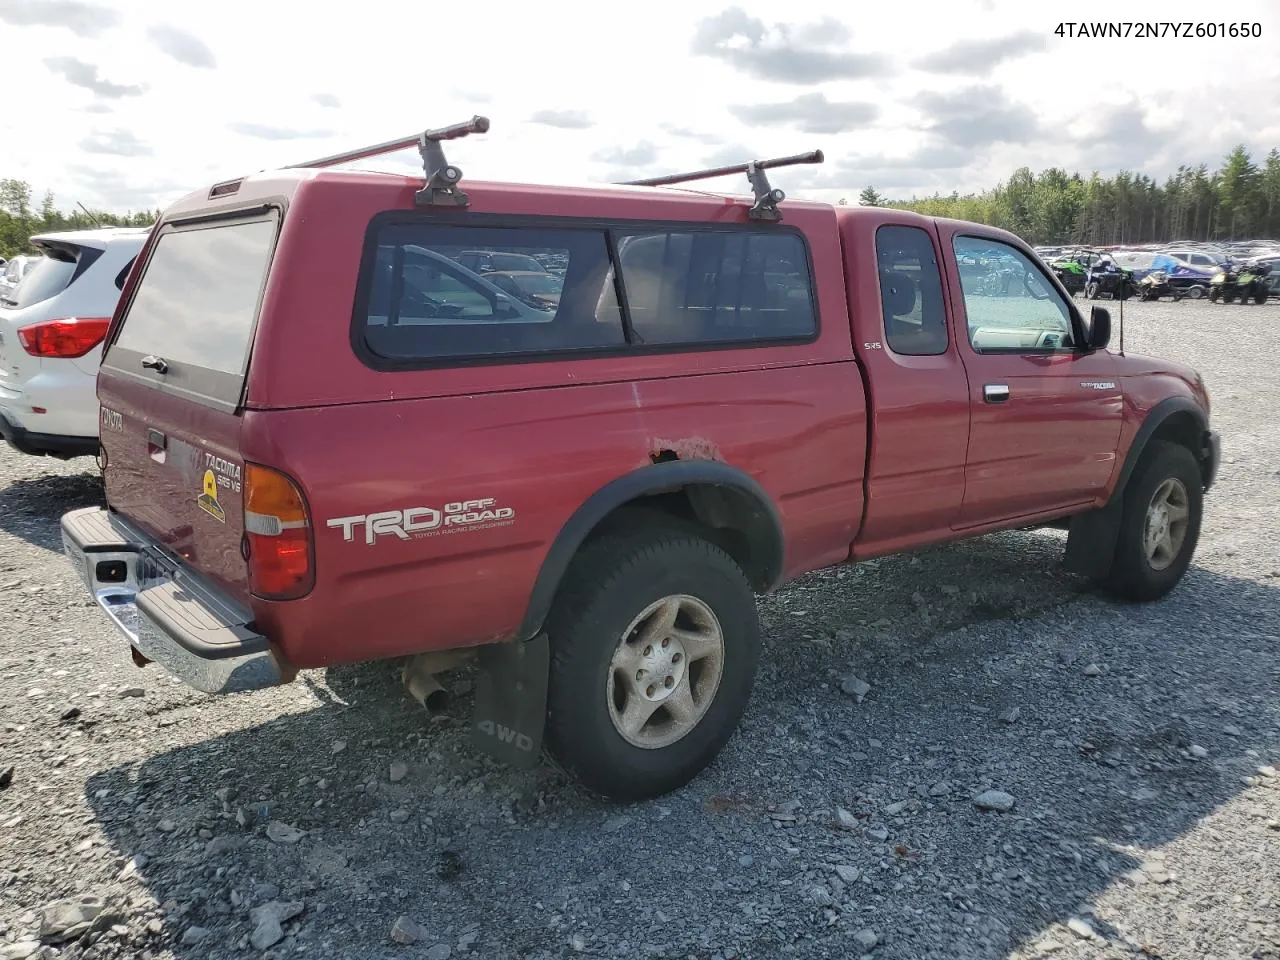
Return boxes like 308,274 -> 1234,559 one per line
515,460 -> 784,641
1064,396 -> 1209,578
1105,396 -> 1208,507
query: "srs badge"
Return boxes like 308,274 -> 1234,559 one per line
197,469 -> 226,523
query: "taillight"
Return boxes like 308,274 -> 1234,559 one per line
244,463 -> 314,600
17,317 -> 111,358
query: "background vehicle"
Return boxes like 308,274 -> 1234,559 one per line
0,255 -> 43,302
1084,258 -> 1138,300
455,249 -> 550,275
60,124 -> 1219,803
1207,259 -> 1271,303
484,269 -> 564,309
1138,270 -> 1181,301
0,226 -> 149,458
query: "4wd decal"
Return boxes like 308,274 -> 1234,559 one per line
197,470 -> 226,522
327,498 -> 515,545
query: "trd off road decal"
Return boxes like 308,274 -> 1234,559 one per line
327,498 -> 516,545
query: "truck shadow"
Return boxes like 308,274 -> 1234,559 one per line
0,468 -> 104,551
80,542 -> 1279,960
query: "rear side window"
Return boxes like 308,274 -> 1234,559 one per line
614,230 -> 815,345
873,226 -> 949,356
359,224 -> 625,362
106,214 -> 276,409
8,256 -> 71,308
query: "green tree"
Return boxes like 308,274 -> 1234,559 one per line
0,179 -> 159,258
858,186 -> 884,207
878,143 -> 1280,245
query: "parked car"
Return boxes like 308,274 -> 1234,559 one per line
454,249 -> 549,275
0,254 -> 43,302
60,122 -> 1219,803
484,269 -> 565,309
0,227 -> 150,459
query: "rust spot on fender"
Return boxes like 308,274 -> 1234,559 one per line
650,437 -> 723,463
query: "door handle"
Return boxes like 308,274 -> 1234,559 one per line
984,384 -> 1010,403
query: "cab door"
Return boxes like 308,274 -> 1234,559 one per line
942,230 -> 1123,528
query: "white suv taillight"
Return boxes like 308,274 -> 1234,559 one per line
17,317 -> 111,358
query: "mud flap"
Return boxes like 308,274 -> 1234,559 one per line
470,634 -> 549,769
1064,500 -> 1122,580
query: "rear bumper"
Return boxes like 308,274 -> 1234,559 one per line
0,408 -> 98,459
60,506 -> 289,694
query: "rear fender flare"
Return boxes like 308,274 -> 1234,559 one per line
516,460 -> 784,641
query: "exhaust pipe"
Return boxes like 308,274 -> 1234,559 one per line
402,650 -> 473,711
406,669 -> 448,711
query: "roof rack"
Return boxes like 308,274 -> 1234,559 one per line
284,116 -> 491,208
619,150 -> 824,222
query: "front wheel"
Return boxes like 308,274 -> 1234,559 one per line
1098,441 -> 1203,602
1255,290 -> 1269,305
1208,287 -> 1220,302
544,525 -> 760,802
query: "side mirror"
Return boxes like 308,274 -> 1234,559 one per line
1087,305 -> 1112,351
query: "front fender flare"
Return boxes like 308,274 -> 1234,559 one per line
515,460 -> 784,641
1064,396 -> 1209,578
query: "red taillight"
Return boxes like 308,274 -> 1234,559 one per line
17,317 -> 112,358
244,464 -> 314,600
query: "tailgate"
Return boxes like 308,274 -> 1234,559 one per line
97,209 -> 280,603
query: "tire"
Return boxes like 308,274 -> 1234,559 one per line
1256,291 -> 1269,305
1208,288 -> 1219,302
543,525 -> 760,802
1098,441 -> 1203,602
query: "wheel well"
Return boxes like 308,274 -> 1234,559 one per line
1146,410 -> 1211,486
584,484 -> 780,592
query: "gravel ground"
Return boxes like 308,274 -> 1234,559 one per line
0,298 -> 1277,960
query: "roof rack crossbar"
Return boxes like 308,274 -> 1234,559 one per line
619,149 -> 824,222
282,116 -> 491,208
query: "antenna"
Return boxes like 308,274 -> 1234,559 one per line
1118,289 -> 1125,356
283,116 -> 490,208
619,150 -> 824,222
77,201 -> 103,227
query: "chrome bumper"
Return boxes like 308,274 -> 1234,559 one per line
60,506 -> 286,695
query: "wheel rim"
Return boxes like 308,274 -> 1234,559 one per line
1144,477 -> 1191,571
606,595 -> 725,750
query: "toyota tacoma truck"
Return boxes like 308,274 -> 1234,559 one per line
60,118 -> 1220,802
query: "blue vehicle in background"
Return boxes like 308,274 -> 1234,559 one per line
1149,255 -> 1215,299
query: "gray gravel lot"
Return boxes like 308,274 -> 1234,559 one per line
1,298 -> 1278,960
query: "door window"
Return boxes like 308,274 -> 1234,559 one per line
873,225 -> 949,356
953,236 -> 1076,353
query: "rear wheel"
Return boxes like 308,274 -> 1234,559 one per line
1256,291 -> 1269,305
544,525 -> 760,802
1098,442 -> 1203,602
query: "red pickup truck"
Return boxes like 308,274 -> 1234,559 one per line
60,119 -> 1219,802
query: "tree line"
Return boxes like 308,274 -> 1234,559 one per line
1,179 -> 158,259
855,144 -> 1280,247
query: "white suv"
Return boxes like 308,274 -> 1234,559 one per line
0,226 -> 150,459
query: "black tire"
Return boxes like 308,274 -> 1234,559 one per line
1208,288 -> 1219,302
1098,441 -> 1203,602
543,525 -> 760,802
1255,291 -> 1269,305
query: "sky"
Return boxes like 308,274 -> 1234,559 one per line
2,0 -> 1279,213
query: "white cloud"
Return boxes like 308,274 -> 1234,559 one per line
2,0 -> 1279,212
